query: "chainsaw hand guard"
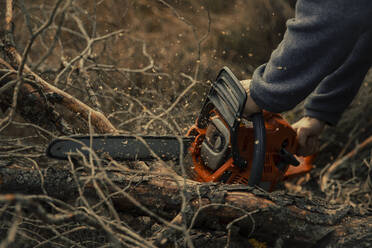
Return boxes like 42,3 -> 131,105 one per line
248,113 -> 266,186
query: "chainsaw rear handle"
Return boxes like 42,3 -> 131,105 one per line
247,112 -> 266,186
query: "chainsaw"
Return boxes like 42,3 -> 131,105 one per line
47,67 -> 313,191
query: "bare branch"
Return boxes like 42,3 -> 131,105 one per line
5,0 -> 13,33
320,135 -> 372,192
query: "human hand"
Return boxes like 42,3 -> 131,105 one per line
240,79 -> 261,117
292,116 -> 325,156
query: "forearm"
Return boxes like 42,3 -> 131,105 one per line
249,0 -> 372,121
304,30 -> 372,125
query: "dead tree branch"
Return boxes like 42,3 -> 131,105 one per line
0,0 -> 118,134
320,135 -> 372,192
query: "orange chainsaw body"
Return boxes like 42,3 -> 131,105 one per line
187,111 -> 313,191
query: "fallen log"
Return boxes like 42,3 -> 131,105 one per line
0,165 -> 370,247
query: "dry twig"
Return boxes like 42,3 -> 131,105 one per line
320,135 -> 372,192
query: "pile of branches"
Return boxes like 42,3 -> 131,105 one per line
0,0 -> 371,247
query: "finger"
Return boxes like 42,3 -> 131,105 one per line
296,144 -> 313,156
311,136 -> 320,154
307,136 -> 317,155
296,135 -> 318,157
306,136 -> 319,155
296,146 -> 307,156
291,120 -> 300,131
297,127 -> 309,148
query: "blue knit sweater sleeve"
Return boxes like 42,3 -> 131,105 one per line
249,0 -> 372,125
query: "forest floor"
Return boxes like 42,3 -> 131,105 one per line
0,0 -> 371,247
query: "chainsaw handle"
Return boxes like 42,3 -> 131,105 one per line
247,112 -> 266,186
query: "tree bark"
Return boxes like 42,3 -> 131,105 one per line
0,165 -> 369,248
0,64 -> 73,134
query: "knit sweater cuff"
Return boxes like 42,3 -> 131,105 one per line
304,108 -> 341,126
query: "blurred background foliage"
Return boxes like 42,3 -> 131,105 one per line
3,0 -> 295,135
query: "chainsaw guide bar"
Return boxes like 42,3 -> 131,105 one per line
47,135 -> 194,162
